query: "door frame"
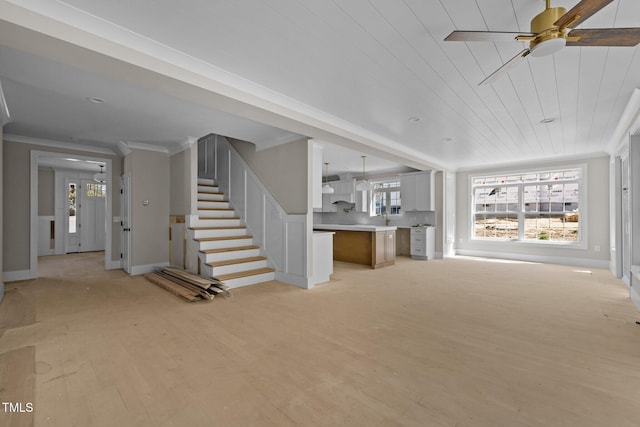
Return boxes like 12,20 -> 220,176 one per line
121,174 -> 131,274
30,150 -> 114,279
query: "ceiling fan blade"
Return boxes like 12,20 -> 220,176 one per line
567,28 -> 640,46
445,31 -> 534,42
554,0 -> 613,29
479,49 -> 530,86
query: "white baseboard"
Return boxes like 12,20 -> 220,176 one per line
455,249 -> 611,269
631,267 -> 640,311
0,282 -> 4,303
107,259 -> 123,270
3,269 -> 33,282
630,283 -> 640,311
275,272 -> 310,289
129,262 -> 169,275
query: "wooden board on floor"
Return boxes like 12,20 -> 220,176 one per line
144,273 -> 201,302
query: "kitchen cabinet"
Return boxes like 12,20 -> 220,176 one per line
374,230 -> 396,267
400,171 -> 435,211
311,231 -> 334,285
410,226 -> 435,260
322,180 -> 356,211
355,183 -> 369,213
313,225 -> 396,268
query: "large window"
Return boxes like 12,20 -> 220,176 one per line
472,166 -> 583,244
371,179 -> 401,216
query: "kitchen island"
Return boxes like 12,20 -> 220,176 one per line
313,224 -> 396,268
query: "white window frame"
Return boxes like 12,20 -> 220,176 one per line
369,179 -> 402,217
469,164 -> 587,248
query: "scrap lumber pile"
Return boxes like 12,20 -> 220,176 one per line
144,267 -> 229,302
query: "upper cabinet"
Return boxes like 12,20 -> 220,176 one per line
401,171 -> 435,212
322,179 -> 356,212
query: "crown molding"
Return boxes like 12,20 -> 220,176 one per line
167,136 -> 197,155
4,133 -> 117,155
0,80 -> 12,125
119,140 -> 170,155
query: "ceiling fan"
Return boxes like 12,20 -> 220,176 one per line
444,0 -> 640,85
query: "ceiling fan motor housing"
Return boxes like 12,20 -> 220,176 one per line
530,6 -> 567,56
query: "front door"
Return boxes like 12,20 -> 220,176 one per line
79,178 -> 106,252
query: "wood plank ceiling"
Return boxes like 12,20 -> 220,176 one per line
1,0 -> 639,170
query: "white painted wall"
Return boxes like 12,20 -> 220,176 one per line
455,155 -> 611,268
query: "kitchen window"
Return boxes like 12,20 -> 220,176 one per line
471,166 -> 584,244
371,179 -> 401,216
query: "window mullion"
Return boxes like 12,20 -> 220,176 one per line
517,184 -> 524,241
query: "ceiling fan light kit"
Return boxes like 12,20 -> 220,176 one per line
444,0 -> 640,84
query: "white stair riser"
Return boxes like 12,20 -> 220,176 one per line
198,201 -> 230,209
198,238 -> 254,251
198,193 -> 225,201
222,272 -> 275,289
198,210 -> 236,218
197,178 -> 215,185
193,219 -> 242,228
210,260 -> 268,276
192,228 -> 246,239
203,248 -> 260,263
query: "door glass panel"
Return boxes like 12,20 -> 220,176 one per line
68,183 -> 77,233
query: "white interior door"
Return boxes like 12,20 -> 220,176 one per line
121,175 -> 131,273
622,155 -> 630,282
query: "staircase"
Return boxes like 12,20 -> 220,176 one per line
190,178 -> 275,288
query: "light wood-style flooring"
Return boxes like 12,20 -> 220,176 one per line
1,253 -> 640,426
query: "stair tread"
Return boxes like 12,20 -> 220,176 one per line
198,191 -> 224,195
200,245 -> 259,254
216,268 -> 275,281
207,256 -> 267,267
198,184 -> 218,187
198,199 -> 228,202
195,235 -> 253,242
196,217 -> 240,220
190,226 -> 246,230
198,208 -> 234,211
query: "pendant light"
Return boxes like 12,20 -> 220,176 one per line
355,155 -> 371,191
322,162 -> 335,194
93,164 -> 107,183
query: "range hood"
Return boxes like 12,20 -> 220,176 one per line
329,193 -> 354,204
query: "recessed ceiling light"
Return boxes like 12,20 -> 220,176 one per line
408,116 -> 421,123
540,118 -> 555,124
87,97 -> 106,104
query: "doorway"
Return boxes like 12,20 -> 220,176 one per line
30,150 -> 114,279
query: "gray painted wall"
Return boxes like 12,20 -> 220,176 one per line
38,167 -> 55,216
230,138 -> 309,214
2,140 -> 122,273
124,149 -> 170,267
170,148 -> 191,215
455,155 -> 611,266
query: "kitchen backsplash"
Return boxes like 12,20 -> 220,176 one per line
314,205 -> 436,227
